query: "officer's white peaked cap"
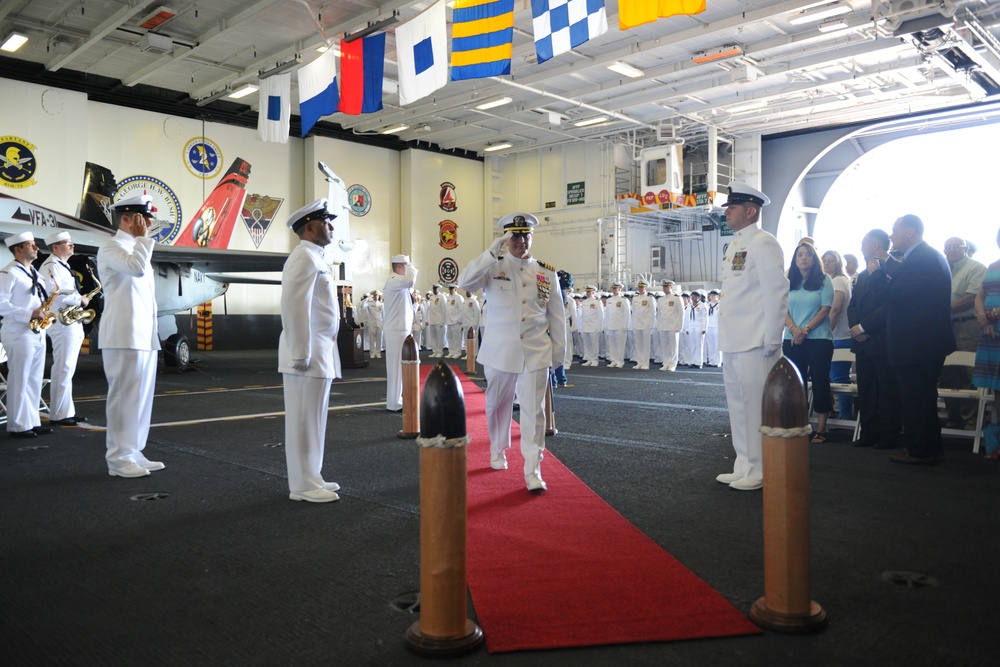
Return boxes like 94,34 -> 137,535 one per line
288,198 -> 336,232
723,182 -> 770,207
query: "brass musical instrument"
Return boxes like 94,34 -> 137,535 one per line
29,271 -> 60,334
58,266 -> 102,326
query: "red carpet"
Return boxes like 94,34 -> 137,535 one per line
445,365 -> 762,653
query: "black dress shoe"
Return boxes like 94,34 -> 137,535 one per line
32,427 -> 54,435
889,452 -> 939,466
51,417 -> 87,426
9,430 -> 37,438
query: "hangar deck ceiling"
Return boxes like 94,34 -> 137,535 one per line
2,1 -> 999,156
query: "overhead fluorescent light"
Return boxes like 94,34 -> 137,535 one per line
344,12 -> 399,42
475,96 -> 512,110
788,2 -> 850,26
1,32 -> 28,52
484,143 -> 512,152
260,57 -> 302,79
228,84 -> 258,100
817,18 -> 850,33
607,61 -> 644,78
381,124 -> 409,134
574,115 -> 608,127
692,45 -> 743,64
195,87 -> 232,107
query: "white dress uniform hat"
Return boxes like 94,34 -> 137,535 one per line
611,281 -> 624,288
662,279 -> 675,285
391,254 -> 410,264
287,198 -> 337,232
708,289 -> 721,296
112,193 -> 158,216
585,285 -> 596,291
498,212 -> 539,233
44,231 -> 72,246
4,230 -> 34,248
636,280 -> 648,287
722,182 -> 770,207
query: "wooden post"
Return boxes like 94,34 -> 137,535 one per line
544,371 -> 557,436
749,357 -> 827,633
405,362 -> 484,657
397,335 -> 420,439
465,327 -> 477,376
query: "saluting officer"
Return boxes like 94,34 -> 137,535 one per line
716,183 -> 789,492
40,231 -> 90,426
0,231 -> 51,438
458,213 -> 566,492
279,198 -> 343,503
99,195 -> 163,477
383,254 -> 417,412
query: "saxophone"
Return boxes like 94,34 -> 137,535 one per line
58,266 -> 102,326
29,271 -> 60,334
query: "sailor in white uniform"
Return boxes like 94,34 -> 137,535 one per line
278,199 -> 343,503
716,183 -> 789,492
444,284 -> 465,358
0,232 -> 50,438
631,281 -> 656,370
680,290 -> 707,367
98,195 -> 163,477
655,280 -> 684,371
579,286 -> 604,366
604,282 -> 631,368
426,284 -> 446,356
40,231 -> 90,426
458,213 -> 566,492
704,289 -> 722,366
461,290 -> 482,357
383,254 -> 417,412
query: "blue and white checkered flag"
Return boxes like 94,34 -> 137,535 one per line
531,0 -> 608,64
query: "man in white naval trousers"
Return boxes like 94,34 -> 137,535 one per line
716,183 -> 788,492
98,195 -> 163,477
383,254 -> 417,412
458,213 -> 566,492
579,286 -> 603,366
656,280 -> 684,371
444,285 -> 465,358
366,291 -> 384,358
426,284 -> 446,357
0,232 -> 52,438
631,281 -> 656,370
680,290 -> 707,367
40,231 -> 90,426
704,289 -> 722,366
604,282 -> 630,368
461,291 -> 481,357
279,198 -> 343,503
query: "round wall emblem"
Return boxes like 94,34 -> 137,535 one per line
438,257 -> 459,285
438,219 -> 458,250
183,138 -> 223,179
347,184 -> 372,216
0,136 -> 38,189
114,176 -> 183,244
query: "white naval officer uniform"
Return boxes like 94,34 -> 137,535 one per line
718,184 -> 788,489
444,288 -> 466,357
40,242 -> 87,423
383,258 -> 417,411
366,294 -> 384,358
579,289 -> 603,365
631,289 -> 656,369
461,293 -> 482,356
704,296 -> 721,366
98,225 -> 161,473
603,290 -> 631,367
655,288 -> 684,371
680,297 -> 707,367
426,288 -> 446,356
458,218 -> 566,490
0,237 -> 46,434
279,232 -> 342,496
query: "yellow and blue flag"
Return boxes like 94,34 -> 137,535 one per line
451,0 -> 514,81
618,0 -> 706,31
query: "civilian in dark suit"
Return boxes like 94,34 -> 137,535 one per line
847,229 -> 901,449
883,215 -> 957,464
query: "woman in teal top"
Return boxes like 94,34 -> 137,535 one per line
783,242 -> 835,442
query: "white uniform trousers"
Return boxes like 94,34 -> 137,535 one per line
446,324 -> 464,356
722,349 -> 781,484
103,349 -> 157,468
283,373 -> 333,493
652,332 -> 662,363
705,328 -> 721,365
658,331 -> 679,370
680,331 -> 704,367
607,330 -> 627,365
47,323 -> 85,421
427,324 -> 444,356
484,365 -> 547,481
582,332 -> 600,363
368,324 -> 383,358
384,329 -> 411,411
1,329 -> 45,432
633,329 -> 652,367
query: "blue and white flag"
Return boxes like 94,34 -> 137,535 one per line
256,72 -> 290,143
396,0 -> 448,106
297,49 -> 339,136
531,0 -> 608,64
